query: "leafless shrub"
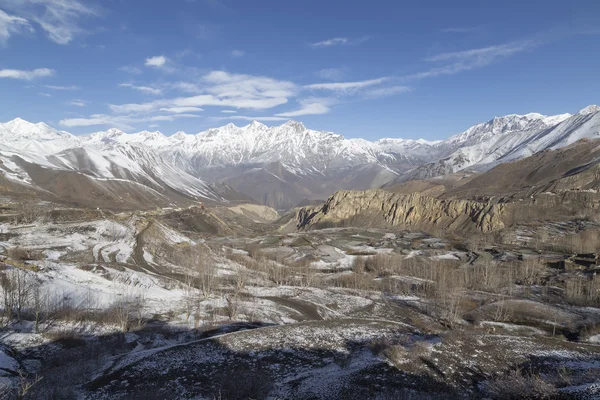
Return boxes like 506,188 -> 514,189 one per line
7,247 -> 30,261
291,258 -> 316,287
15,370 -> 43,400
0,268 -> 39,324
565,275 -> 600,307
15,200 -> 41,224
483,369 -> 557,399
331,272 -> 374,291
0,379 -> 12,400
364,253 -> 395,277
382,345 -> 409,366
224,293 -> 239,321
266,261 -> 292,286
233,265 -> 248,292
107,290 -> 146,332
175,245 -> 218,298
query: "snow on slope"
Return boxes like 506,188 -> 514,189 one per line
0,118 -> 82,155
406,106 -> 599,178
1,106 -> 599,196
86,120 -> 438,177
0,119 -> 222,202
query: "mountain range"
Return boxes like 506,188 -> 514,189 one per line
0,105 -> 599,210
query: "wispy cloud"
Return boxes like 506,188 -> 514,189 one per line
315,68 -> 346,81
305,77 -> 388,92
145,55 -> 168,68
310,36 -> 369,48
159,106 -> 204,114
221,110 -> 237,114
66,70 -> 298,127
426,40 -> 539,63
218,115 -> 288,122
0,0 -> 100,44
231,49 -> 244,58
405,39 -> 540,81
441,27 -> 477,34
276,98 -> 334,117
0,67 -> 54,80
119,65 -> 142,74
0,9 -> 34,44
69,99 -> 88,107
311,37 -> 348,47
44,84 -> 79,90
38,92 -> 51,97
60,112 -> 200,130
119,83 -> 162,95
365,85 -> 412,98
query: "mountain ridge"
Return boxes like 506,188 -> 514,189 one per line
1,105 -> 599,209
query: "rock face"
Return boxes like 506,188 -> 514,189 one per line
228,203 -> 280,222
294,189 -> 505,234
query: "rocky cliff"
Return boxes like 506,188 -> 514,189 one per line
293,189 -> 505,234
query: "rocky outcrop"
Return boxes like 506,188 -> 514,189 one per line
294,189 -> 505,234
228,203 -> 280,222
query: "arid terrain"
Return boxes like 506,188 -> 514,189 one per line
0,139 -> 600,399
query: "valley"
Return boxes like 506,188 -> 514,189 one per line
1,108 -> 600,399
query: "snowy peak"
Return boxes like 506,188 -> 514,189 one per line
542,113 -> 572,126
281,120 -> 306,131
579,105 -> 600,115
446,111 -> 568,149
2,117 -> 66,139
0,117 -> 81,155
243,120 -> 268,130
89,128 -> 126,141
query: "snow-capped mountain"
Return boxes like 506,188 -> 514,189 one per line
405,106 -> 600,180
1,104 -> 599,209
0,120 -> 227,209
0,118 -> 82,155
85,120 -> 431,176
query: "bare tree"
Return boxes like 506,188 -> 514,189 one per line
225,293 -> 239,321
30,280 -> 47,333
16,370 -> 42,400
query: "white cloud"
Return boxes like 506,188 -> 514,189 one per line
405,39 -> 540,81
59,112 -> 200,129
426,40 -> 539,63
310,36 -> 369,48
160,106 -> 204,113
148,113 -> 200,122
220,115 -> 288,122
365,85 -> 412,97
171,81 -> 202,93
276,98 -> 333,117
221,110 -> 237,114
109,70 -> 297,114
145,55 -> 168,68
38,92 -> 51,97
441,27 -> 476,33
60,114 -> 132,129
0,67 -> 54,80
0,9 -> 34,44
44,84 -> 79,90
305,77 -> 388,92
119,65 -> 142,74
231,49 -> 244,57
0,0 -> 100,44
311,37 -> 348,47
119,83 -> 162,95
69,99 -> 88,107
315,68 -> 346,81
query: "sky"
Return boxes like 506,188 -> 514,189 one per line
0,0 -> 599,140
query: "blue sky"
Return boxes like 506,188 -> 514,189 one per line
0,0 -> 599,140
